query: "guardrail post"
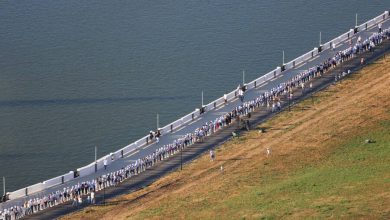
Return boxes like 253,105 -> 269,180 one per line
365,23 -> 368,30
170,124 -> 173,132
293,61 -> 295,68
61,176 -> 64,184
25,188 -> 28,196
192,113 -> 194,120
121,150 -> 124,158
214,102 -> 216,108
235,91 -> 237,97
254,81 -> 257,88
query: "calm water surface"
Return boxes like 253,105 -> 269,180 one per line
0,1 -> 388,192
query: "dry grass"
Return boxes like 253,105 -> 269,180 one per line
62,56 -> 390,220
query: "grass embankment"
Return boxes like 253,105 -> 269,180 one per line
62,56 -> 390,219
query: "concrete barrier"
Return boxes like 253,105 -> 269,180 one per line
313,47 -> 318,57
205,101 -> 215,111
181,113 -> 193,124
43,176 -> 62,189
27,183 -> 45,195
113,149 -> 122,160
226,90 -> 236,101
215,97 -> 225,107
77,163 -> 95,178
284,61 -> 294,70
63,171 -> 74,182
367,18 -> 376,29
171,119 -> 183,131
8,188 -> 27,200
122,143 -> 136,155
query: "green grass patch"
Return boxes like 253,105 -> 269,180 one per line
219,119 -> 390,219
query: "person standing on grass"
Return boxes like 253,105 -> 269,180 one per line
210,149 -> 215,161
266,148 -> 271,157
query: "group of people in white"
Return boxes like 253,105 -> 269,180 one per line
1,25 -> 390,220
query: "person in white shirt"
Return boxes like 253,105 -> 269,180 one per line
266,148 -> 271,157
91,191 -> 95,204
103,158 -> 108,170
210,149 -> 215,161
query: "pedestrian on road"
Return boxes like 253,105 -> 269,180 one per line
91,191 -> 95,204
104,158 -> 108,170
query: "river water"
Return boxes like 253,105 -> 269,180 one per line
0,1 -> 388,192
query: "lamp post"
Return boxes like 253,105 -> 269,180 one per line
202,91 -> 204,107
95,146 -> 97,172
157,114 -> 159,130
2,176 -> 5,196
319,31 -> 322,46
242,70 -> 245,85
356,13 -> 358,27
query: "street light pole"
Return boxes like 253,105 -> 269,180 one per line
95,146 -> 97,172
356,13 -> 358,27
2,176 -> 5,196
157,113 -> 159,130
242,70 -> 245,85
282,50 -> 285,65
202,91 -> 204,107
319,31 -> 322,46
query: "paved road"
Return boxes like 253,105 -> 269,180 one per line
1,17 -> 389,219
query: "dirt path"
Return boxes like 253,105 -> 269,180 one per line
61,56 -> 390,220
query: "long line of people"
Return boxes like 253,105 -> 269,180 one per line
1,26 -> 390,220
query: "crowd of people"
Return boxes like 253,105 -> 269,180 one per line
1,25 -> 390,220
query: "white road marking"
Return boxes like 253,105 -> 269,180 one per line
126,150 -> 140,158
173,125 -> 186,133
187,117 -> 202,125
142,144 -> 152,150
295,62 -> 305,69
229,97 -> 239,102
215,105 -> 225,110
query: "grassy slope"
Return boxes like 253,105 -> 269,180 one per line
62,56 -> 390,220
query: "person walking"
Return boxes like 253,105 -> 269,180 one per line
103,158 -> 108,170
91,191 -> 95,204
